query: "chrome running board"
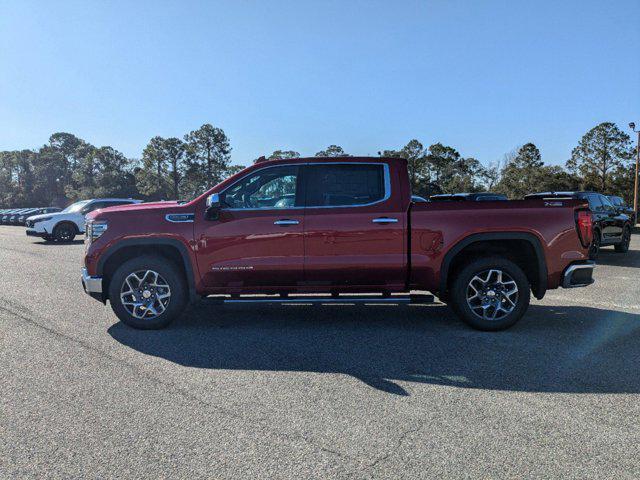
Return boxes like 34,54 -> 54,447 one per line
207,293 -> 435,305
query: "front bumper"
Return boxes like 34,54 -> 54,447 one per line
561,261 -> 595,288
26,228 -> 47,238
81,267 -> 104,302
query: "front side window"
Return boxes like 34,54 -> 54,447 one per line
82,202 -> 106,214
221,165 -> 300,209
63,200 -> 91,213
599,195 -> 615,211
305,164 -> 386,207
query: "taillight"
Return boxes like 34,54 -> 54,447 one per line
576,209 -> 593,248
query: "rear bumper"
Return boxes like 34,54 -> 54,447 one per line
81,267 -> 104,302
561,261 -> 595,288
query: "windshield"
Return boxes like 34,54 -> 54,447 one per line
62,200 -> 91,213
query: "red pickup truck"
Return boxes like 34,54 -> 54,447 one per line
82,157 -> 595,331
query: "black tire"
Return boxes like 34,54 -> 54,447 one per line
449,257 -> 531,331
108,255 -> 187,329
589,229 -> 601,260
614,225 -> 631,253
53,222 -> 76,242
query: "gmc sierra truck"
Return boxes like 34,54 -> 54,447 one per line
82,157 -> 595,331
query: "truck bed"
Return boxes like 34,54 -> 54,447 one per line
409,198 -> 590,295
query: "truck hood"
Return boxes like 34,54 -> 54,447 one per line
89,201 -> 182,219
26,211 -> 68,221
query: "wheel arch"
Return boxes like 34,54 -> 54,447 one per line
53,220 -> 80,234
439,232 -> 548,300
97,238 -> 197,302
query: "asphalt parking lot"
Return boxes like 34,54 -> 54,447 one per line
1,226 -> 639,479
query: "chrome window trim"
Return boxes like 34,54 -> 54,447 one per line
219,162 -> 391,212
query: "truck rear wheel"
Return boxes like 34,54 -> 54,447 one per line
449,257 -> 531,331
108,255 -> 187,329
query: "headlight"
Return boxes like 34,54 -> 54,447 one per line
86,220 -> 108,243
33,216 -> 52,224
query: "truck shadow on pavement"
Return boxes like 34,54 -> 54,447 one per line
33,240 -> 85,246
108,303 -> 640,396
596,248 -> 640,267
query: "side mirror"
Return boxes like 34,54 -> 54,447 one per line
206,193 -> 221,220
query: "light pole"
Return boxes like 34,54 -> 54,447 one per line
630,122 -> 639,225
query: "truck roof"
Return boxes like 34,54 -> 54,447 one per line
254,156 -> 403,165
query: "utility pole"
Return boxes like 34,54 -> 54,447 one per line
630,122 -> 639,225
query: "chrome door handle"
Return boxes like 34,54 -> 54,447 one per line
274,219 -> 299,226
372,217 -> 398,224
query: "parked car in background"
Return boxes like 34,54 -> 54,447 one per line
8,208 -> 35,225
8,209 -> 31,224
82,156 -> 594,332
0,207 -> 62,225
607,195 -> 637,225
429,192 -> 508,202
525,191 -> 632,259
7,209 -> 34,224
15,207 -> 61,225
26,198 -> 142,242
1,209 -> 21,224
2,209 -> 18,224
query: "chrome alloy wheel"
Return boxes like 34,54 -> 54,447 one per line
466,269 -> 519,321
120,270 -> 171,319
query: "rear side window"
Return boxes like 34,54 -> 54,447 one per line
304,164 -> 386,207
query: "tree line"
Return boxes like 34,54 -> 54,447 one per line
0,121 -> 636,208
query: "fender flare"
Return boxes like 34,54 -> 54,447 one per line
439,232 -> 548,300
96,238 -> 197,300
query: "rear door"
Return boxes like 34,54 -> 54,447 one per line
302,162 -> 407,290
195,164 -> 305,289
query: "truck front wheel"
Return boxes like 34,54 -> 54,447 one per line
108,255 -> 187,329
614,225 -> 631,253
449,257 -> 531,331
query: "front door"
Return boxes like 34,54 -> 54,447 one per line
598,194 -> 624,240
302,162 -> 407,290
194,164 -> 305,289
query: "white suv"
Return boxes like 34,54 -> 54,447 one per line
26,198 -> 142,242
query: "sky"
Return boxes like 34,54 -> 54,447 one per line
0,0 -> 638,168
